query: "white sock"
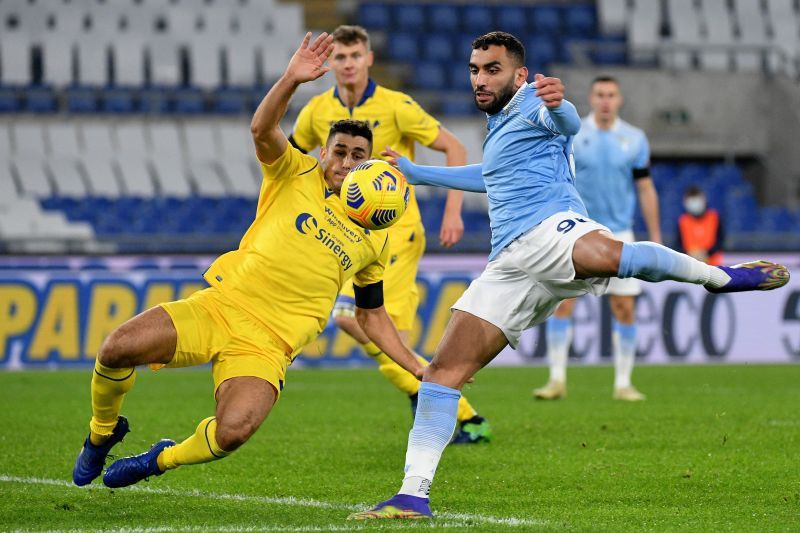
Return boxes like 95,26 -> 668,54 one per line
546,317 -> 572,383
613,322 -> 637,389
398,382 -> 460,499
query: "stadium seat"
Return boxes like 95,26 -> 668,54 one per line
414,63 -> 447,91
359,3 -> 391,30
66,86 -> 100,113
494,5 -> 527,35
394,5 -> 426,32
0,33 -> 33,85
525,37 -> 558,67
427,5 -> 460,33
461,5 -> 493,34
564,5 -> 597,36
423,35 -> 454,62
76,38 -> 109,86
102,88 -> 137,113
173,88 -> 206,114
530,6 -> 562,36
47,157 -> 89,197
388,33 -> 419,63
24,87 -> 58,113
13,157 -> 53,197
41,37 -> 74,88
0,87 -> 19,112
46,123 -> 81,158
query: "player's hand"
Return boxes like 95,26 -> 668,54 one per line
285,32 -> 334,84
439,211 -> 464,248
533,73 -> 565,108
380,146 -> 403,167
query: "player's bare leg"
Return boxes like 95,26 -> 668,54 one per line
336,313 -> 490,443
72,307 -> 177,486
104,376 -> 277,488
349,310 -> 506,520
534,298 -> 575,400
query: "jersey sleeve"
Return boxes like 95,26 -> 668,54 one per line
353,235 -> 390,287
634,132 -> 650,169
394,95 -> 441,147
290,101 -> 319,153
260,144 -> 319,181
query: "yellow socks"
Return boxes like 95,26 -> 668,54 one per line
362,341 -> 478,423
157,417 -> 231,471
89,360 -> 136,444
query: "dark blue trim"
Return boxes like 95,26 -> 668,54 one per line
204,417 -> 225,458
333,79 -> 377,112
94,367 -> 135,382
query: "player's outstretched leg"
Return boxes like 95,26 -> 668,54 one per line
351,311 -> 506,520
72,415 -> 130,486
614,241 -> 790,293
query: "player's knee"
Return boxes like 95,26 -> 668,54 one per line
215,418 -> 259,451
97,328 -> 132,368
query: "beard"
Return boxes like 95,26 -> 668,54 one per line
473,79 -> 518,115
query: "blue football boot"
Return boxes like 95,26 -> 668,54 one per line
706,261 -> 790,293
103,439 -> 176,488
451,415 -> 492,445
72,415 -> 130,486
347,494 -> 433,520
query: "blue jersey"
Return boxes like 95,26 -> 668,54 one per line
573,115 -> 649,233
482,83 -> 586,260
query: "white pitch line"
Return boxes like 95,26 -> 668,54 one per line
0,475 -> 545,528
14,522 -> 485,533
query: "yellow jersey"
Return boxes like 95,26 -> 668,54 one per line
204,145 -> 390,354
291,79 -> 441,235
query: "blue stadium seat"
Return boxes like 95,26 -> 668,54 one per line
530,6 -> 561,36
65,86 -> 99,113
388,33 -> 419,62
454,34 -> 476,62
173,88 -> 205,114
102,88 -> 136,113
563,5 -> 596,37
428,4 -> 460,33
423,35 -> 454,62
414,62 -> 447,91
441,94 -> 477,116
0,86 -> 19,112
592,47 -> 627,65
461,5 -> 493,34
447,62 -> 472,92
494,5 -> 527,35
525,37 -> 558,67
25,86 -> 58,113
214,88 -> 249,114
139,87 -> 172,114
359,3 -> 391,30
394,5 -> 426,32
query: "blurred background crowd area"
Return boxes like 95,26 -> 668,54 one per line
1,0 -> 799,255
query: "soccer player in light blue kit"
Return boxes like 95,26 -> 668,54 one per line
535,75 -> 660,402
349,32 -> 789,520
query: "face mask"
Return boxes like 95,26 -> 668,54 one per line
684,197 -> 706,216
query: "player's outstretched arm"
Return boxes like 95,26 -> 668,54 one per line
356,306 -> 425,379
251,32 -> 334,164
428,127 -> 467,248
532,73 -> 581,136
381,147 -> 486,193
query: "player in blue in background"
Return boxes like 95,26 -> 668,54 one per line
534,76 -> 661,402
349,32 -> 790,520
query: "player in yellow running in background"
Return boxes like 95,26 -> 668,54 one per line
290,26 -> 491,444
72,32 -> 426,489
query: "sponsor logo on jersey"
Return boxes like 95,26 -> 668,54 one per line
295,212 -> 354,271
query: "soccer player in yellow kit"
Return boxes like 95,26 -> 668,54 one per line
72,32 -> 426,488
290,26 -> 491,444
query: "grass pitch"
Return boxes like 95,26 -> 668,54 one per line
1,364 -> 798,532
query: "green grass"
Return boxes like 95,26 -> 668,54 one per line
1,365 -> 799,532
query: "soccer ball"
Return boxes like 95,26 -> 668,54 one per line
341,160 -> 410,230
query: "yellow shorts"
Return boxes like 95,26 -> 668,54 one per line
159,286 -> 291,398
334,220 -> 425,331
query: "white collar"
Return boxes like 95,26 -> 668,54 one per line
587,112 -> 620,131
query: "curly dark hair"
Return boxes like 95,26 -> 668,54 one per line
472,31 -> 525,66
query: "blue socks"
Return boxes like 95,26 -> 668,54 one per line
618,242 -> 714,285
399,382 -> 461,498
